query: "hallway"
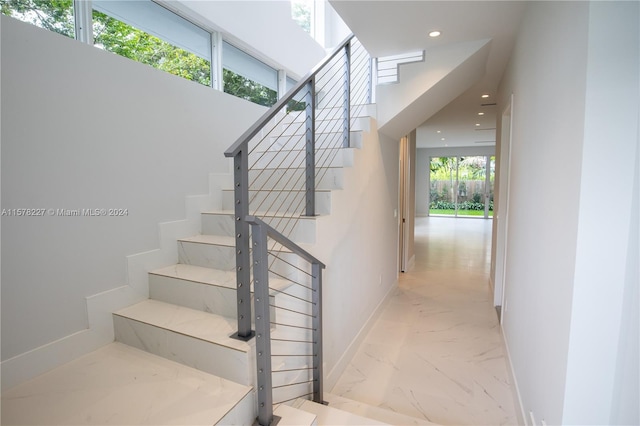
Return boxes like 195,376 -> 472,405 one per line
331,217 -> 518,425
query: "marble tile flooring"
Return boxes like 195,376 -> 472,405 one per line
331,217 -> 519,425
1,342 -> 254,425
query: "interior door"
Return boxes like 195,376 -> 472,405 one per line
399,136 -> 410,272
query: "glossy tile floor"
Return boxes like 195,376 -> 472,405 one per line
331,217 -> 519,425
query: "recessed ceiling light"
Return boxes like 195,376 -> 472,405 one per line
429,31 -> 441,38
478,112 -> 485,116
436,130 -> 441,133
481,94 -> 490,98
441,138 -> 445,141
475,123 -> 481,126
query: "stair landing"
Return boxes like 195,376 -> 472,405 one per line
0,342 -> 253,425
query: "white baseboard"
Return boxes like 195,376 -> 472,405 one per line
1,175 -> 229,391
325,280 -> 397,391
501,325 -> 526,425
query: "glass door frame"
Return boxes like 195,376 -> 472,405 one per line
429,154 -> 494,219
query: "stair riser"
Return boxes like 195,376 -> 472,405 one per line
202,213 -> 316,244
249,148 -> 352,169
113,315 -> 254,385
256,131 -> 360,152
281,106 -> 370,126
273,282 -> 313,341
280,116 -> 370,136
149,274 -> 238,318
274,381 -> 315,406
270,360 -> 314,388
148,274 -> 277,321
222,190 -> 331,215
270,281 -> 316,371
177,240 -> 307,280
281,105 -> 351,124
250,168 -> 343,191
215,390 -> 257,426
267,131 -> 361,151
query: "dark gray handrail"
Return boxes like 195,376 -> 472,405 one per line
224,33 -> 355,159
247,216 -> 325,426
225,33 -> 358,342
221,33 -> 369,425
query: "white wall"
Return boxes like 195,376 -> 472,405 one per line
562,2 -> 639,424
496,1 -> 639,424
1,10 -> 400,394
497,2 -> 589,423
321,0 -> 351,49
171,0 -> 326,77
1,16 -> 265,362
314,119 -> 399,389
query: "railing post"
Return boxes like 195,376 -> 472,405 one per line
250,221 -> 274,426
305,78 -> 316,217
343,42 -> 351,148
311,262 -> 324,403
231,151 -> 254,341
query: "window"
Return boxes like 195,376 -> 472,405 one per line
92,0 -> 211,86
1,0 -> 75,38
2,0 -> 290,106
223,42 -> 277,107
290,0 -> 312,34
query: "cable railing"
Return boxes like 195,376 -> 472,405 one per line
224,34 -> 370,425
224,34 -> 370,340
247,216 -> 325,426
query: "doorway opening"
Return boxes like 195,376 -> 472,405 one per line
429,155 -> 495,218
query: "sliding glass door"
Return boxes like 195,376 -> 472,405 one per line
429,155 -> 494,218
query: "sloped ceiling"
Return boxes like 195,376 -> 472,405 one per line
329,0 -> 526,148
377,39 -> 491,140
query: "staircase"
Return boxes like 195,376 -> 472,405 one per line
1,35 -> 434,426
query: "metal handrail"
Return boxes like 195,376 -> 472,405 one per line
222,33 -> 370,426
247,216 -> 325,426
224,33 -> 355,159
224,33 -> 362,341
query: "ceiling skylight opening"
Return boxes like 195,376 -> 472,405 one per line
429,30 -> 441,38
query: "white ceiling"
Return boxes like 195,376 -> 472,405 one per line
329,0 -> 527,148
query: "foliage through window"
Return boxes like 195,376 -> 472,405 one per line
223,69 -> 277,107
3,0 -> 290,106
1,0 -> 74,38
92,10 -> 211,86
290,0 -> 312,34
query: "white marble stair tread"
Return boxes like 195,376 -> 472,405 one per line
151,263 -> 236,289
113,299 -> 249,353
0,342 -> 253,426
323,393 -> 439,425
292,399 -> 389,425
274,404 -> 318,426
